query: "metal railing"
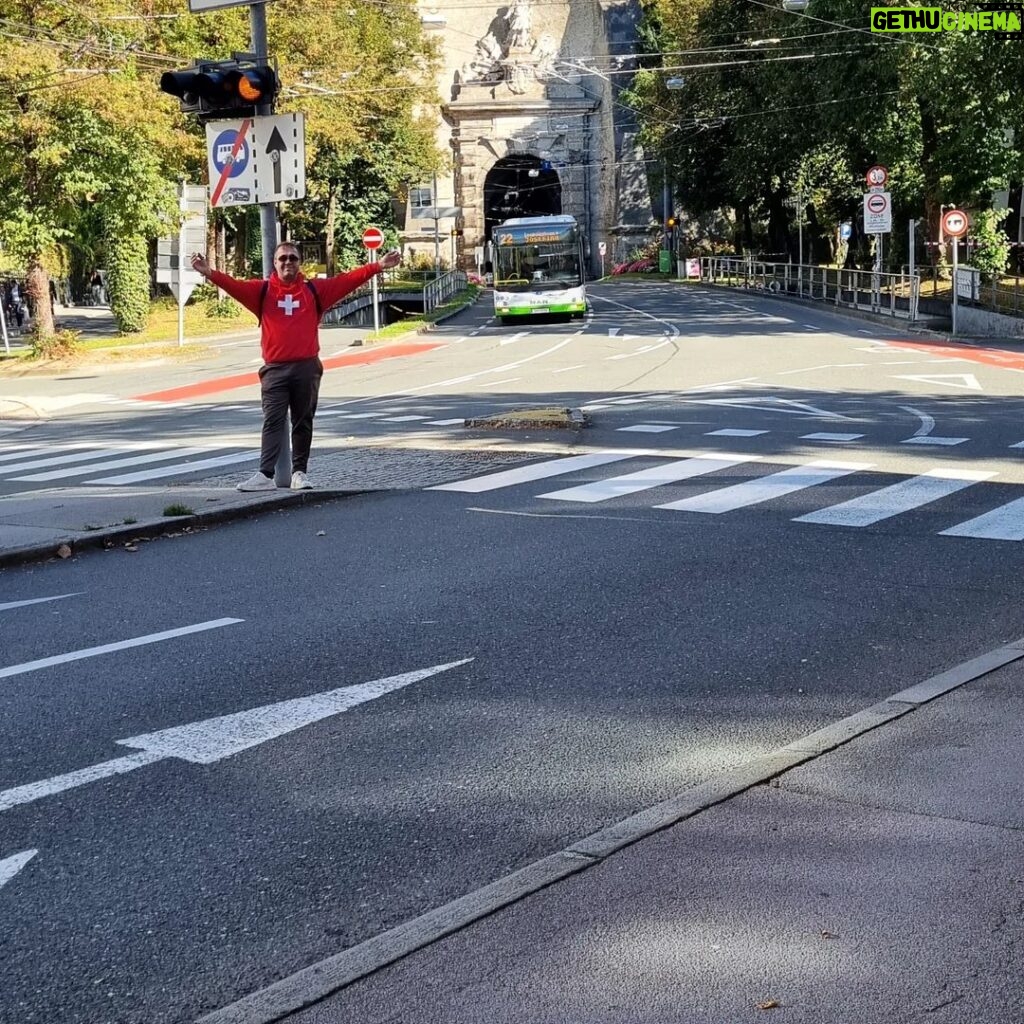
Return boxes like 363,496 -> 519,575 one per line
423,269 -> 467,313
700,257 -> 920,321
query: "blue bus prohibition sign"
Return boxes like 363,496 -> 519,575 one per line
212,129 -> 249,178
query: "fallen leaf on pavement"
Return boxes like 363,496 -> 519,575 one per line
56,544 -> 72,559
316,530 -> 326,537
124,544 -> 139,552
821,930 -> 836,939
757,1000 -> 781,1010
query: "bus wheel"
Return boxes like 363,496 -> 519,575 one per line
500,316 -> 514,326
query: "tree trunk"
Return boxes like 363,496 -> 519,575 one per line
25,257 -> 54,338
326,185 -> 337,276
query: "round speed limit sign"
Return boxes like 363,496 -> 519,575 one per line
941,209 -> 969,238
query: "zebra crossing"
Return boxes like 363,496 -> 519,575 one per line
428,450 -> 1024,542
0,440 -> 255,490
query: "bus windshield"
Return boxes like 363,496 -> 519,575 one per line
493,222 -> 583,293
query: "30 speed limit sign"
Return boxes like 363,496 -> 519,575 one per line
941,209 -> 969,239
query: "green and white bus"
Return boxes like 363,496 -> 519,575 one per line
491,215 -> 587,324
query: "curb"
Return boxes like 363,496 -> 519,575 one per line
196,634 -> 1024,1024
0,487 -> 371,571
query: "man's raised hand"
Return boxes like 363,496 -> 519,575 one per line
191,253 -> 212,277
379,249 -> 402,270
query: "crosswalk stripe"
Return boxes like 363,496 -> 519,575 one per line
0,446 -> 47,464
427,452 -> 635,493
0,445 -> 169,475
12,447 -> 214,482
86,451 -> 255,485
426,418 -> 466,426
538,453 -> 760,504
940,497 -> 1024,541
657,460 -> 872,514
794,468 -> 993,527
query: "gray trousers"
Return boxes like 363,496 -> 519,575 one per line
258,358 -> 323,475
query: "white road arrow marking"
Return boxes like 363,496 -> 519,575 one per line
499,331 -> 529,346
0,660 -> 472,813
0,593 -> 82,613
894,373 -> 982,391
0,849 -> 37,890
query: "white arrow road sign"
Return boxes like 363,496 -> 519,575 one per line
0,849 -> 37,891
0,660 -> 472,813
893,373 -> 982,391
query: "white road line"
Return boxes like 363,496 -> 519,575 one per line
327,412 -> 384,419
552,364 -> 585,374
657,460 -> 872,514
0,593 -> 82,613
0,618 -> 243,681
13,446 -> 214,482
499,331 -> 529,347
538,453 -> 760,504
381,415 -> 430,422
478,377 -> 521,388
0,446 -> 48,464
403,338 -> 575,393
427,452 -> 635,493
794,469 -> 993,527
777,363 -> 867,375
706,429 -> 768,437
1012,441 -> 1024,449
0,444 -> 169,474
87,451 -> 255,484
941,497 -> 1024,541
617,425 -> 678,434
425,418 -> 466,426
801,432 -> 865,442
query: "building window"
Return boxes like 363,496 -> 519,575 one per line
410,185 -> 433,210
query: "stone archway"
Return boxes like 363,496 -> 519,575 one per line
483,155 -> 561,241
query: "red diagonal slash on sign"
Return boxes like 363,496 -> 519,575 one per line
210,119 -> 252,208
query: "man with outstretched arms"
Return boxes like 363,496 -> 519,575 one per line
191,242 -> 401,491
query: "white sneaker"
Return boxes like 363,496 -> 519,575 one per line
290,471 -> 313,490
236,471 -> 277,492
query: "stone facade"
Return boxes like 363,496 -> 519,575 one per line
408,0 -> 655,274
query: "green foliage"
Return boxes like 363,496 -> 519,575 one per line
204,296 -> 243,319
971,210 -> 1012,281
633,0 -> 1024,261
106,234 -> 150,334
30,328 -> 81,360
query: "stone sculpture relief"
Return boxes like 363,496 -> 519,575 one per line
460,2 -> 557,94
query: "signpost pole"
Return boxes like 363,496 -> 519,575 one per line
951,233 -> 959,336
247,1 -> 288,487
371,249 -> 379,334
177,182 -> 187,348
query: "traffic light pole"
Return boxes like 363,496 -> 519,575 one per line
249,1 -> 290,487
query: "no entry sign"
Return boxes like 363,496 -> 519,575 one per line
942,209 -> 969,239
362,226 -> 384,250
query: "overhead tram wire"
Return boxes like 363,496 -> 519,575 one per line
745,0 -> 943,48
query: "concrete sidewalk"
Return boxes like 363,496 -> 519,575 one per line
198,639 -> 1024,1024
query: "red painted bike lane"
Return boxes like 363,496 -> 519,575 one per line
885,338 -> 1024,373
133,341 -> 445,403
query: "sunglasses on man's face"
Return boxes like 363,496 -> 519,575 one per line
277,254 -> 300,264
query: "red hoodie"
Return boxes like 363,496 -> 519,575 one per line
208,263 -> 381,363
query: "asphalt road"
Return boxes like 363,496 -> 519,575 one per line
2,282 -> 1024,1022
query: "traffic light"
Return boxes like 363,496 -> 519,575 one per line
160,58 -> 279,120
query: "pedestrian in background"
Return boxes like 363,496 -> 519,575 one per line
191,241 -> 401,491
